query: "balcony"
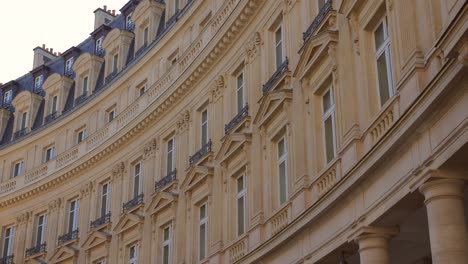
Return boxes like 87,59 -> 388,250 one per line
155,169 -> 177,191
74,93 -> 88,106
262,58 -> 289,94
95,47 -> 105,57
123,193 -> 144,212
135,42 -> 148,58
105,70 -> 118,84
64,68 -> 74,78
0,255 -> 13,264
25,243 -> 46,257
14,128 -> 28,140
189,139 -> 212,166
303,0 -> 333,42
225,104 -> 249,135
90,213 -> 111,229
44,111 -> 59,124
58,229 -> 79,245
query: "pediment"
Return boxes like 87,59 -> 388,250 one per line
113,213 -> 144,234
49,245 -> 78,263
216,133 -> 252,164
133,0 -> 163,22
81,230 -> 111,251
146,191 -> 178,215
11,90 -> 33,106
294,30 -> 338,80
181,165 -> 214,192
103,28 -> 124,48
254,90 -> 293,128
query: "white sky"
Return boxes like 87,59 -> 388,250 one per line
0,0 -> 129,84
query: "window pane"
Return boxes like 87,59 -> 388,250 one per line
322,89 -> 332,112
275,27 -> 283,68
83,77 -> 88,94
374,22 -> 385,49
237,176 -> 244,193
324,116 -> 335,163
377,53 -> 391,105
163,245 -> 169,264
237,196 -> 245,235
200,204 -> 206,220
279,161 -> 287,204
163,227 -> 170,241
277,138 -> 285,158
133,174 -> 140,197
199,224 -> 206,259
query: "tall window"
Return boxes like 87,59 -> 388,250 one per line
77,128 -> 87,144
3,90 -> 12,105
274,26 -> 284,69
322,88 -> 336,163
162,226 -> 172,264
51,95 -> 58,114
35,215 -> 47,246
201,109 -> 209,146
129,244 -> 139,264
2,227 -> 15,258
133,162 -> 142,198
112,54 -> 119,73
13,160 -> 23,177
20,112 -> 27,130
166,138 -> 175,175
65,58 -> 74,72
199,203 -> 208,260
236,71 -> 245,113
143,27 -> 149,45
374,16 -> 393,106
45,146 -> 55,162
95,37 -> 103,52
67,199 -> 80,233
82,76 -> 89,96
277,137 -> 288,204
236,175 -> 246,236
100,183 -> 111,217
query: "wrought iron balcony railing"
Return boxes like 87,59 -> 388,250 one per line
123,193 -> 144,212
58,229 -> 79,245
95,47 -> 105,57
64,68 -> 74,78
90,213 -> 111,229
74,93 -> 88,106
262,58 -> 289,94
105,70 -> 118,84
25,243 -> 46,257
189,139 -> 212,166
225,104 -> 249,135
45,111 -> 59,124
155,169 -> 177,191
303,0 -> 333,42
0,255 -> 14,264
135,42 -> 148,58
14,128 -> 28,139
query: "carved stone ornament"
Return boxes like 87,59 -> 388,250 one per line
176,110 -> 191,133
16,212 -> 31,225
80,181 -> 94,197
349,12 -> 360,55
144,138 -> 158,158
210,75 -> 225,101
48,198 -> 62,212
112,161 -> 126,180
245,32 -> 262,63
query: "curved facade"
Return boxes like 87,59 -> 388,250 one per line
0,0 -> 467,264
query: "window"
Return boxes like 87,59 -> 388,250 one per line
143,27 -> 149,45
20,112 -> 28,130
129,244 -> 139,264
34,75 -> 44,91
3,90 -> 12,105
65,58 -> 74,72
322,88 -> 336,163
133,162 -> 142,198
277,137 -> 288,204
112,54 -> 119,73
100,183 -> 111,217
95,37 -> 103,52
77,128 -> 87,144
166,138 -> 175,175
274,26 -> 284,69
374,16 -> 393,106
162,226 -> 172,264
45,146 -> 55,162
13,160 -> 23,177
35,215 -> 47,246
126,15 -> 133,30
138,84 -> 147,97
201,109 -> 209,146
236,175 -> 246,236
108,108 -> 116,122
67,199 -> 80,233
82,76 -> 89,96
51,95 -> 58,114
175,0 -> 180,12
2,226 -> 15,258
199,203 -> 208,260
236,71 -> 245,113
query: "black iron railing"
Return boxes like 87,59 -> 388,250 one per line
25,243 -> 46,257
262,58 -> 289,94
95,47 -> 105,57
74,93 -> 87,106
123,193 -> 144,212
45,111 -> 59,124
225,104 -> 249,134
105,70 -> 118,84
14,128 -> 28,139
0,255 -> 14,264
189,140 -> 212,166
58,229 -> 79,245
155,169 -> 177,191
90,213 -> 111,229
135,42 -> 148,58
303,0 -> 333,42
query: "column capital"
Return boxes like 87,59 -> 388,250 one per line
419,178 -> 465,204
349,226 -> 399,242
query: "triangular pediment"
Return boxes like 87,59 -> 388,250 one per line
113,213 -> 144,234
216,133 -> 252,164
49,245 -> 78,263
181,165 -> 214,192
81,230 -> 111,251
254,90 -> 293,128
146,191 -> 178,215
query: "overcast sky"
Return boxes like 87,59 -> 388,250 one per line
0,0 -> 129,84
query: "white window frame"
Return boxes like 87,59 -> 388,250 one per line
35,214 -> 47,246
277,137 -> 288,205
162,225 -> 172,264
51,95 -> 58,113
138,83 -> 147,97
199,203 -> 208,261
20,112 -> 28,130
45,146 -> 55,162
108,108 -> 116,122
95,37 -> 103,52
373,16 -> 394,107
34,75 -> 44,90
201,109 -> 209,146
13,160 -> 23,177
166,138 -> 175,175
82,76 -> 89,95
77,128 -> 87,144
274,25 -> 284,69
321,87 -> 336,163
67,199 -> 80,233
100,182 -> 111,217
236,174 -> 247,236
2,226 -> 15,257
65,58 -> 74,72
112,53 -> 119,73
3,90 -> 12,105
133,161 -> 143,198
128,243 -> 139,264
236,71 -> 245,114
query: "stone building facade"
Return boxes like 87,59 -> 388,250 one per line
0,0 -> 467,263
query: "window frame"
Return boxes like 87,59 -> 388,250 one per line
166,137 -> 175,175
274,24 -> 285,69
373,15 -> 394,107
198,203 -> 208,261
67,199 -> 80,233
162,225 -> 172,264
35,214 -> 47,246
2,226 -> 15,258
107,108 -> 116,123
77,128 -> 87,144
236,70 -> 245,114
20,112 -> 28,130
200,108 -> 209,146
236,174 -> 247,236
13,160 -> 24,177
128,243 -> 139,264
34,75 -> 44,90
132,161 -> 143,198
321,87 -> 337,163
100,182 -> 111,217
277,136 -> 288,205
3,90 -> 12,105
65,58 -> 74,72
112,53 -> 119,73
45,146 -> 55,162
82,76 -> 89,96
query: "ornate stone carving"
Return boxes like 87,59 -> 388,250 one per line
210,75 -> 225,102
349,12 -> 360,55
245,32 -> 262,63
143,138 -> 158,158
48,198 -> 62,212
17,212 -> 31,225
80,181 -> 94,197
112,161 -> 126,180
176,110 -> 191,133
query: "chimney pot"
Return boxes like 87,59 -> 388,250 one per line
103,5 -> 107,11
42,44 -> 46,48
50,48 -> 53,53
112,10 -> 115,15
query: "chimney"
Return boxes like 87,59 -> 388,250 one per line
94,5 -> 116,30
33,45 -> 57,69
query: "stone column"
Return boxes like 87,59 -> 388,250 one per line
419,179 -> 468,264
354,226 -> 398,264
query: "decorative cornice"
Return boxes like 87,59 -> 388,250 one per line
48,198 -> 62,212
244,31 -> 262,63
176,110 -> 191,134
16,211 -> 31,225
80,181 -> 94,197
143,138 -> 158,158
112,162 -> 126,180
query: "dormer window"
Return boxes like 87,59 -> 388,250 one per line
96,37 -> 103,51
20,112 -> 28,130
112,54 -> 119,73
51,95 -> 58,114
65,58 -> 74,75
34,75 -> 44,93
3,90 -> 12,106
126,15 -> 134,31
82,76 -> 89,96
